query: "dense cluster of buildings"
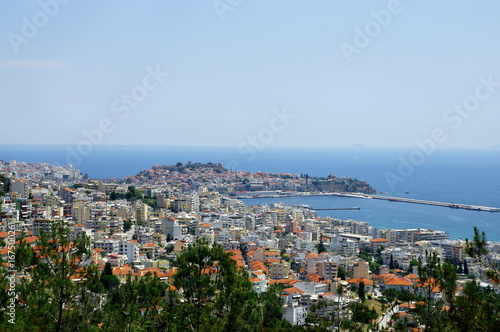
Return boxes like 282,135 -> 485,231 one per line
1,160 -> 499,326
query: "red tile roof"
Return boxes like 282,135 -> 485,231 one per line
283,287 -> 305,295
347,277 -> 372,285
385,277 -> 413,286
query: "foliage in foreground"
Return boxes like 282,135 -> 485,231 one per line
1,226 -> 499,331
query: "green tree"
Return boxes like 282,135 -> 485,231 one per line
259,285 -> 291,331
9,222 -> 103,332
0,173 -> 11,195
358,249 -> 372,262
123,221 -> 132,232
101,273 -> 166,331
336,283 -> 346,328
103,262 -> 112,276
407,259 -> 419,274
101,274 -> 120,291
125,191 -> 133,201
165,244 -> 174,253
337,265 -> 347,280
306,298 -> 331,329
100,262 -> 119,291
125,186 -> 142,201
448,279 -> 500,331
348,302 -> 378,324
465,227 -> 500,284
358,281 -> 366,302
171,239 -> 284,331
0,274 -> 10,322
414,251 -> 457,332
317,235 -> 327,254
383,288 -> 398,314
447,227 -> 500,330
172,239 -> 247,330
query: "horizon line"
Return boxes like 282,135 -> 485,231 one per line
0,143 -> 499,150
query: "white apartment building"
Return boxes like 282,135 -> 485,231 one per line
94,238 -> 120,254
119,240 -> 139,263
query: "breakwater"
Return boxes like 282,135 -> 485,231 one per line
333,193 -> 500,212
313,207 -> 361,211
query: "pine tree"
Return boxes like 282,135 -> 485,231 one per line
465,227 -> 500,283
103,274 -> 166,331
171,239 -> 285,331
415,251 -> 457,331
10,222 -> 102,331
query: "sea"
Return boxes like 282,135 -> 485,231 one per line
1,145 -> 499,241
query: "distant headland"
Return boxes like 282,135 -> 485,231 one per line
117,161 -> 377,195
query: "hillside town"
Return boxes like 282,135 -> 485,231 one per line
1,160 -> 499,330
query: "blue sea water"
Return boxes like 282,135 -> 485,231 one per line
1,145 -> 499,241
241,195 -> 500,242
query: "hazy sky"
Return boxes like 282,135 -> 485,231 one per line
1,1 -> 500,148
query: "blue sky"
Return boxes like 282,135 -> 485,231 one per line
1,0 -> 500,148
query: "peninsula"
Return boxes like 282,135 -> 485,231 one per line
118,161 -> 376,195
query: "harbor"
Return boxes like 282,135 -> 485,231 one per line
236,190 -> 500,213
332,193 -> 500,212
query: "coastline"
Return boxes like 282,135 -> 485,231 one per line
237,191 -> 500,212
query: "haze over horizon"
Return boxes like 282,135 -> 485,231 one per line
1,1 -> 500,149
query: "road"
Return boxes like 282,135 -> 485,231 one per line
377,304 -> 399,330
